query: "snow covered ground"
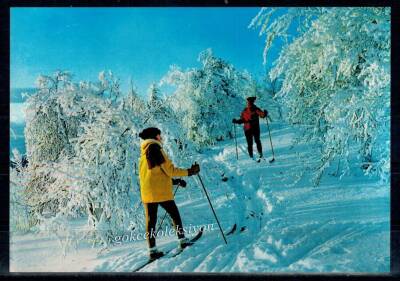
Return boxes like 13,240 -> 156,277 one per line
10,121 -> 390,272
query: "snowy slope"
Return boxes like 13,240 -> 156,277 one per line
10,121 -> 390,272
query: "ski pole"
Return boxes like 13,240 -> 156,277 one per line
266,117 -> 275,163
196,173 -> 228,245
155,186 -> 179,235
233,124 -> 238,160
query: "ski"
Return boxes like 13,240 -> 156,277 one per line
226,223 -> 245,235
253,156 -> 267,163
169,226 -> 204,258
253,158 -> 267,163
132,227 -> 204,272
258,157 -> 274,163
132,251 -> 168,272
225,223 -> 237,236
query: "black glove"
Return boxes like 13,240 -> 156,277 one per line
178,179 -> 187,187
172,178 -> 186,187
264,110 -> 268,117
187,163 -> 200,176
232,118 -> 238,124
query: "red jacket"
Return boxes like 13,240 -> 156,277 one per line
239,105 -> 266,131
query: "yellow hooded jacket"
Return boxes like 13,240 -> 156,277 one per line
139,139 -> 188,203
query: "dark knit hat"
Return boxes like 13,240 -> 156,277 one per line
247,96 -> 256,103
139,127 -> 161,140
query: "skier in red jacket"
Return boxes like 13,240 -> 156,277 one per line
232,97 -> 268,162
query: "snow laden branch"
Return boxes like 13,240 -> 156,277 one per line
161,49 -> 254,148
252,8 -> 390,184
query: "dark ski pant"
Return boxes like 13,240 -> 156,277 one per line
244,128 -> 263,158
143,200 -> 185,249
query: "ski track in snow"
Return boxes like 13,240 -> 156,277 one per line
10,122 -> 390,272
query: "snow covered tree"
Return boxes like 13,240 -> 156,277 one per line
161,49 -> 250,147
251,8 -> 390,184
121,79 -> 147,122
20,71 -> 145,249
10,149 -> 34,233
145,82 -> 172,123
70,98 -> 142,246
23,71 -> 82,225
98,70 -> 121,102
148,83 -> 161,106
25,71 -> 77,163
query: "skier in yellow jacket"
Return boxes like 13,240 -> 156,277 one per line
138,127 -> 200,260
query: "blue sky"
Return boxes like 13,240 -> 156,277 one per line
11,8 -> 280,96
